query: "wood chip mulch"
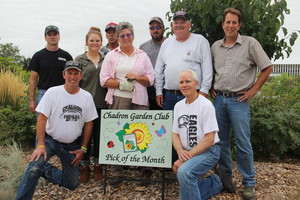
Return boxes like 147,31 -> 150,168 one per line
30,156 -> 300,200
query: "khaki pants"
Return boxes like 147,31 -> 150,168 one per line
109,96 -> 149,110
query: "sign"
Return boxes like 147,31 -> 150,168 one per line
99,110 -> 173,168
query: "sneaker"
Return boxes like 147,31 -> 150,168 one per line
79,166 -> 90,183
94,164 -> 104,181
243,186 -> 255,200
215,166 -> 236,193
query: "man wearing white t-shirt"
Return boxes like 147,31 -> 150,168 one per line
172,69 -> 234,200
16,61 -> 98,200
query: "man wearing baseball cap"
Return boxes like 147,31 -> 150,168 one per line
16,60 -> 98,199
154,10 -> 213,178
100,22 -> 119,56
155,11 -> 213,108
140,17 -> 166,109
28,25 -> 73,115
139,16 -> 166,182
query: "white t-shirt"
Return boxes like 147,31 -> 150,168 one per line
36,85 -> 98,143
172,95 -> 219,151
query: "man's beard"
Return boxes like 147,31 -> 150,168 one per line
151,33 -> 164,42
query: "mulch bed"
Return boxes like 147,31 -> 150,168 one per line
30,156 -> 300,200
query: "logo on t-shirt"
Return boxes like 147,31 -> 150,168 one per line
60,104 -> 83,121
178,115 -> 198,148
58,57 -> 67,61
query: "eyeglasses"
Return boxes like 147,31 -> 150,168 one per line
118,33 -> 133,39
149,26 -> 162,30
105,24 -> 117,31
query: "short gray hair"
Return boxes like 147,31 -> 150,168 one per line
179,69 -> 199,82
116,22 -> 134,36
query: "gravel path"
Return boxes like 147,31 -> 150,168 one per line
31,157 -> 300,200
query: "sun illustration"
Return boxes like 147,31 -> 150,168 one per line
116,122 -> 152,153
125,122 -> 152,152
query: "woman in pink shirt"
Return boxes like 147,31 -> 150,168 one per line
99,21 -> 155,178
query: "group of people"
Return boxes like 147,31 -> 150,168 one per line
16,7 -> 272,200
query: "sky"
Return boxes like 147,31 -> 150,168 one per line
0,0 -> 299,64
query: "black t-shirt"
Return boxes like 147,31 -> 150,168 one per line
29,48 -> 73,89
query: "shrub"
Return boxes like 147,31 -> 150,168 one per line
0,69 -> 27,107
250,74 -> 300,160
0,56 -> 35,147
0,96 -> 36,147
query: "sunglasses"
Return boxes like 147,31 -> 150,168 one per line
105,24 -> 117,30
149,26 -> 162,30
65,61 -> 81,68
118,33 -> 133,39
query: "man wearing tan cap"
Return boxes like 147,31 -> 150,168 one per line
140,16 -> 166,110
139,17 -> 167,181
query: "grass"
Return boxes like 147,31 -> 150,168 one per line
0,69 -> 27,107
0,141 -> 26,200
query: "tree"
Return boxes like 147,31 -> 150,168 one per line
167,0 -> 298,60
0,43 -> 30,69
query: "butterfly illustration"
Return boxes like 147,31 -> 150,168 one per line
155,125 -> 166,137
107,141 -> 115,148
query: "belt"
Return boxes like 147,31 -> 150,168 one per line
216,91 -> 242,98
165,89 -> 182,95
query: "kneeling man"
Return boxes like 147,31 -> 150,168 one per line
172,69 -> 234,200
15,61 -> 98,200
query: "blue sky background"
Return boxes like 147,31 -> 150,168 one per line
0,0 -> 299,64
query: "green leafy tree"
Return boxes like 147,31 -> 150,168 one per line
168,0 -> 298,60
0,43 -> 30,69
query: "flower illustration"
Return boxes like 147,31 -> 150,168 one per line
125,140 -> 135,150
116,122 -> 152,153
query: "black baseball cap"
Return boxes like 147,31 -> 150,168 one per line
173,11 -> 190,21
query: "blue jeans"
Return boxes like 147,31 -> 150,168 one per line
35,89 -> 47,117
163,91 -> 185,110
34,89 -> 48,146
36,89 -> 47,105
15,135 -> 80,200
214,95 -> 255,186
177,145 -> 222,200
163,91 -> 185,163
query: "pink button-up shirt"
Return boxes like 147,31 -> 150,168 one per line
100,48 -> 155,106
